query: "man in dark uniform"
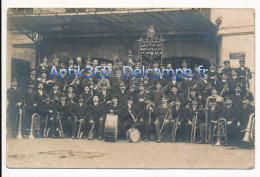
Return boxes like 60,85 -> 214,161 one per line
55,93 -> 74,137
117,82 -> 131,105
70,96 -> 89,139
33,82 -> 46,110
236,59 -> 252,91
49,82 -> 62,104
88,95 -> 106,140
168,85 -> 185,107
219,96 -> 239,145
231,85 -> 243,110
152,82 -> 164,106
170,98 -> 186,142
27,69 -> 37,90
217,73 -> 230,97
38,94 -> 55,138
121,96 -> 142,139
134,83 -> 146,110
97,86 -> 112,106
80,84 -> 93,105
207,63 -> 218,84
200,98 -> 221,144
236,96 -> 255,144
197,73 -> 211,105
23,81 -> 37,136
36,56 -> 50,78
185,99 -> 204,143
228,69 -> 241,95
154,95 -> 173,142
141,94 -> 157,142
107,95 -> 124,138
221,60 -> 232,78
7,78 -> 24,138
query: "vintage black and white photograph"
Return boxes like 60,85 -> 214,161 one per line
5,8 -> 255,169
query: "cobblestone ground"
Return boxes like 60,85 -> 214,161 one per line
6,138 -> 254,169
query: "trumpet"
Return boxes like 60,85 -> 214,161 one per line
214,118 -> 227,146
94,77 -> 106,90
29,113 -> 41,139
16,106 -> 23,139
190,112 -> 198,143
242,113 -> 255,143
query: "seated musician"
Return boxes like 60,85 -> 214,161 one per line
141,94 -> 157,142
236,96 -> 255,145
170,98 -> 186,142
201,98 -> 221,144
152,82 -> 164,106
206,86 -> 224,108
184,99 -> 204,143
154,94 -> 173,143
55,93 -> 74,137
49,82 -> 62,104
66,86 -> 76,104
38,94 -> 55,138
107,95 -> 123,139
97,85 -> 112,105
121,96 -> 142,139
219,96 -> 238,145
217,73 -> 230,98
70,96 -> 89,139
134,83 -> 146,111
88,95 -> 106,140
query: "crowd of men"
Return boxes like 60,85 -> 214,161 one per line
7,55 -> 255,147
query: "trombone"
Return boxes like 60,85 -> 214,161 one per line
171,115 -> 179,142
77,119 -> 84,139
16,106 -> 23,139
190,112 -> 198,143
56,112 -> 64,138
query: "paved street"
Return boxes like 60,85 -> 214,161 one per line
6,138 -> 254,169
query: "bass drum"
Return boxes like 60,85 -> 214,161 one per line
126,128 -> 140,143
104,114 -> 118,142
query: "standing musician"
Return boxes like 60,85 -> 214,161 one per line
231,85 -> 243,110
236,59 -> 252,91
80,84 -> 93,105
154,95 -> 173,142
205,86 -> 224,108
57,71 -> 68,92
168,85 -> 185,107
49,82 -> 62,104
88,95 -> 106,140
207,63 -> 218,84
70,96 -> 89,139
217,73 -> 230,97
117,82 -> 131,105
141,94 -> 157,142
33,82 -> 47,109
27,69 -> 37,89
228,69 -> 241,95
38,94 -> 55,138
134,83 -> 146,110
152,82 -> 164,106
66,86 -> 76,104
7,78 -> 24,138
23,81 -> 37,136
197,73 -> 211,105
36,56 -> 50,78
221,60 -> 232,78
121,96 -> 142,139
219,96 -> 238,145
97,86 -> 112,105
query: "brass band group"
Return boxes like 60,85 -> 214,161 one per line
7,55 -> 255,147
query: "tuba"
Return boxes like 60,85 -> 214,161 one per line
29,113 -> 41,139
214,118 -> 227,146
242,113 -> 255,143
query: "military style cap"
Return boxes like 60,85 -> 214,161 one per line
208,98 -> 217,102
78,96 -> 84,102
139,83 -> 144,87
127,96 -> 133,101
223,60 -> 230,64
119,82 -> 126,87
144,94 -> 152,100
239,59 -> 245,63
112,94 -> 119,99
61,93 -> 66,98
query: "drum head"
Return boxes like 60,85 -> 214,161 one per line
126,128 -> 140,143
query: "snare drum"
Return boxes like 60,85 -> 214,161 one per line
104,114 -> 118,142
126,128 -> 140,143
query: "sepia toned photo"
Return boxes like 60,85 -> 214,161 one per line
6,8 -> 255,169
